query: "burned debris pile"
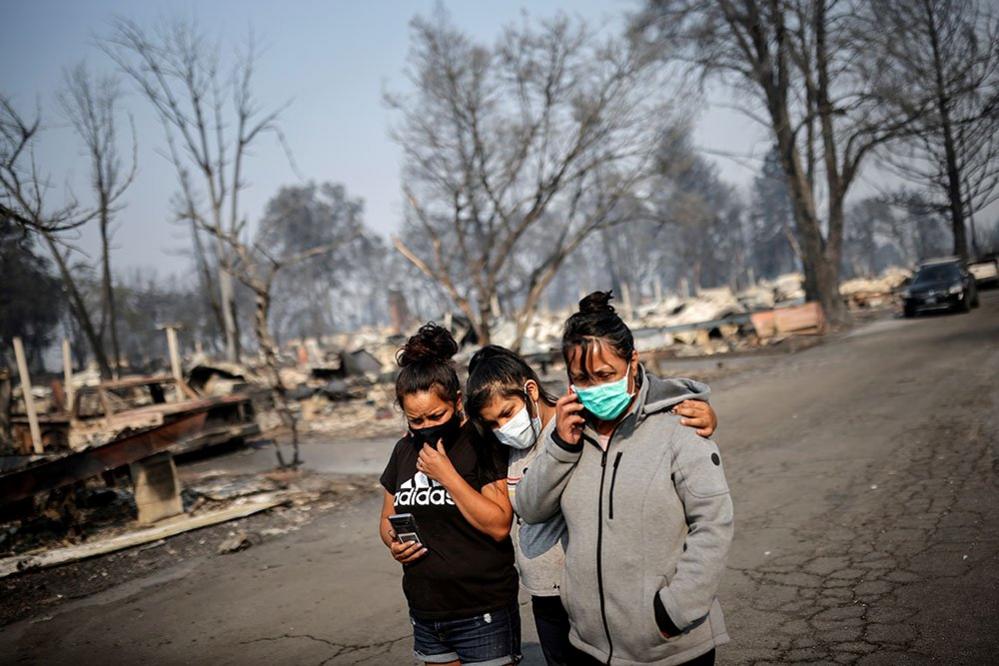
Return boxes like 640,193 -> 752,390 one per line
494,267 -> 908,359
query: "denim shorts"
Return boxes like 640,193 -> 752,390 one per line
411,603 -> 522,665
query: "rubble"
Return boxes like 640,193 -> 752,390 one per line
633,329 -> 676,353
279,367 -> 310,388
187,362 -> 265,397
185,474 -> 280,502
0,466 -> 375,576
226,276 -> 815,375
1,368 -> 267,552
737,285 -> 777,311
216,529 -> 257,554
0,492 -> 288,577
969,257 -> 999,286
839,266 -> 912,309
770,273 -> 808,303
1,266 -> 913,529
341,349 -> 383,378
0,265 -> 917,588
297,383 -> 401,440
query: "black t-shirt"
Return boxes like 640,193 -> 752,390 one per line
380,422 -> 518,620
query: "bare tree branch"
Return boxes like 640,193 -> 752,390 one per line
103,16 -> 293,361
389,9 -> 671,346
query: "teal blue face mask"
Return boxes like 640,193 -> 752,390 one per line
572,366 -> 634,422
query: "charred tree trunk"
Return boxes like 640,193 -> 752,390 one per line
813,0 -> 848,325
219,259 -> 241,363
777,144 -> 846,324
762,4 -> 847,326
476,301 -> 492,347
43,234 -> 113,379
254,282 -> 300,468
190,221 -> 225,346
925,0 -> 969,261
98,201 -> 121,376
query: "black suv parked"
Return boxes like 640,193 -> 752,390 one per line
902,258 -> 979,317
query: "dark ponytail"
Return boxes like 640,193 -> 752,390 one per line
561,291 -> 636,381
466,345 -> 557,425
395,323 -> 461,407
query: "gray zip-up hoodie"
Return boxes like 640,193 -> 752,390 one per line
516,367 -> 733,665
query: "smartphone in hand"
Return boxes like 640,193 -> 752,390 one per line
388,513 -> 422,546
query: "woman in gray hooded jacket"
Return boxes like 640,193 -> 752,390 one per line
516,292 -> 734,666
464,345 -> 718,666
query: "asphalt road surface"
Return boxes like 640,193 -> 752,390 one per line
3,292 -> 997,665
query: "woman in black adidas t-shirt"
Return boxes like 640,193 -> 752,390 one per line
379,323 -> 520,666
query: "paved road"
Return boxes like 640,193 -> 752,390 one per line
3,293 -> 997,665
712,295 -> 999,665
181,433 -> 401,477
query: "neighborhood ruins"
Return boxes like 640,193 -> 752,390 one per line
0,267 -> 913,572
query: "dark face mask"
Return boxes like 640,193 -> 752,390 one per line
409,411 -> 462,449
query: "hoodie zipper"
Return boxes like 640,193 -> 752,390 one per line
609,451 -> 623,520
594,377 -> 649,662
596,446 -> 614,665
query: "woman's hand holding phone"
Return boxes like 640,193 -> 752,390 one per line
555,388 -> 586,447
387,529 -> 428,564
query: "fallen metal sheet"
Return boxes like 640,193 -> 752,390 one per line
0,412 -> 207,506
168,421 -> 261,456
0,492 -> 289,578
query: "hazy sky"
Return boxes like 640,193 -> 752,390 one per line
0,0 -> 839,275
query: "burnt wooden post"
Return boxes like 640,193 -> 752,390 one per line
0,368 -> 11,448
158,323 -> 184,402
129,452 -> 183,524
62,339 -> 74,414
12,337 -> 42,454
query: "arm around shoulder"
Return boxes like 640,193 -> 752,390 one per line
514,429 -> 582,524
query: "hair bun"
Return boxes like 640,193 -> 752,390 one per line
578,290 -> 615,315
397,322 -> 459,367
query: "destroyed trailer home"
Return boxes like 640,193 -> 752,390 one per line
7,374 -> 260,456
0,357 -> 356,575
1,369 -> 264,541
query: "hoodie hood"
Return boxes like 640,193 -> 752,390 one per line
635,365 -> 711,421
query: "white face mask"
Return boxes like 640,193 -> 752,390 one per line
493,402 -> 542,450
